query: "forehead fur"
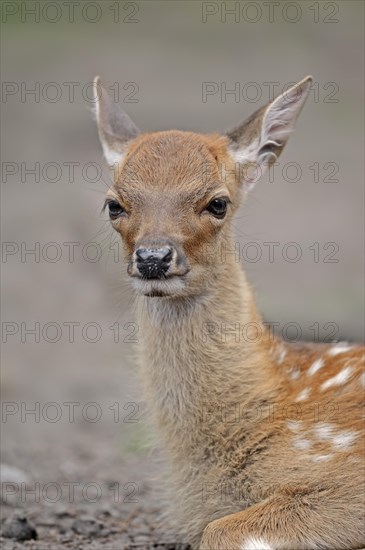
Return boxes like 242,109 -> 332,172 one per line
116,130 -> 232,194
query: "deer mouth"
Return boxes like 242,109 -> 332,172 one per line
145,290 -> 169,297
131,275 -> 187,297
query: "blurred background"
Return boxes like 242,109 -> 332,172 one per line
1,1 -> 364,547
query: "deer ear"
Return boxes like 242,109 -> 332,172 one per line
93,76 -> 140,168
226,76 -> 312,188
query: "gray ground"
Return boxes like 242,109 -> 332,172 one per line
1,357 -> 181,548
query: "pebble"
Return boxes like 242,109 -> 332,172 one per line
71,517 -> 104,537
2,515 -> 38,541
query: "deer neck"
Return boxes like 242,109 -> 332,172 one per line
137,255 -> 274,452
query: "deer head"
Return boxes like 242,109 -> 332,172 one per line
94,76 -> 312,298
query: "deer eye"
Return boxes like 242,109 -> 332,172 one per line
205,198 -> 228,219
107,200 -> 125,219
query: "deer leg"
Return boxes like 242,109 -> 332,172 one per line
199,487 -> 365,550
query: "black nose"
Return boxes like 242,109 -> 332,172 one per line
135,247 -> 173,279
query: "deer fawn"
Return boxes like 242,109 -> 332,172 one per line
94,75 -> 365,550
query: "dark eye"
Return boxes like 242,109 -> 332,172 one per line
107,200 -> 125,219
206,198 -> 228,219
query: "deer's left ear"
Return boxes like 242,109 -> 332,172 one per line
226,76 -> 312,187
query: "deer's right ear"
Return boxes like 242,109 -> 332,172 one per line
93,76 -> 140,168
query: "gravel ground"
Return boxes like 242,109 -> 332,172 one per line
1,357 -> 189,550
1,450 -> 189,550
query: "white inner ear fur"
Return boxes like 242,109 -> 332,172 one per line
93,98 -> 126,168
100,143 -> 125,169
260,85 -> 307,156
229,138 -> 262,192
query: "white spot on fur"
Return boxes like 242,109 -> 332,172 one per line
292,437 -> 312,450
313,422 -> 334,440
320,366 -> 354,391
360,371 -> 365,388
290,367 -> 301,380
312,454 -> 332,462
241,537 -> 274,550
313,424 -> 358,451
307,358 -> 324,376
295,388 -> 311,401
277,347 -> 287,364
327,342 -> 353,356
287,420 -> 302,432
332,431 -> 357,450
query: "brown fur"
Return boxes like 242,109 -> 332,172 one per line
94,76 -> 365,549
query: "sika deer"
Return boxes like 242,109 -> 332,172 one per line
94,75 -> 365,550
